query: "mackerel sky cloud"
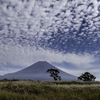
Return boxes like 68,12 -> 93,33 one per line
0,0 -> 100,80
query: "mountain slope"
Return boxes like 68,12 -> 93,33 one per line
3,61 -> 77,81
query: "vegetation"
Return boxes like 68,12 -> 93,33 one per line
0,80 -> 99,100
46,68 -> 61,81
78,72 -> 96,82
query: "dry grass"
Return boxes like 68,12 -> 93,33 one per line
0,80 -> 100,100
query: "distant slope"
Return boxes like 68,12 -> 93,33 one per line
3,61 -> 77,81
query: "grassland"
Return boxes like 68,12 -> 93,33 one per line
0,80 -> 100,100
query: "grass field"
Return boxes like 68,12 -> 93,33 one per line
0,80 -> 100,100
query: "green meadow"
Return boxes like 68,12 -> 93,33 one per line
0,80 -> 100,100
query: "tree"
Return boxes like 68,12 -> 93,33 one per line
46,68 -> 61,81
78,72 -> 96,82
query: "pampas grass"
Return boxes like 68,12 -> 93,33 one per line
0,80 -> 100,100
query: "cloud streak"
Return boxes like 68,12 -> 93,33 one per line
0,44 -> 96,68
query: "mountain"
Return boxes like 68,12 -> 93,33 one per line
2,61 -> 77,81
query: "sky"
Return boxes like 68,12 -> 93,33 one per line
0,0 -> 100,80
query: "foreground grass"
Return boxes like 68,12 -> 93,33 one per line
0,81 -> 100,100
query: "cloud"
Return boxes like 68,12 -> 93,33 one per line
0,0 -> 99,38
0,68 -> 20,75
0,44 -> 96,68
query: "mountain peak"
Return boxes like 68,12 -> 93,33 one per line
36,61 -> 48,63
